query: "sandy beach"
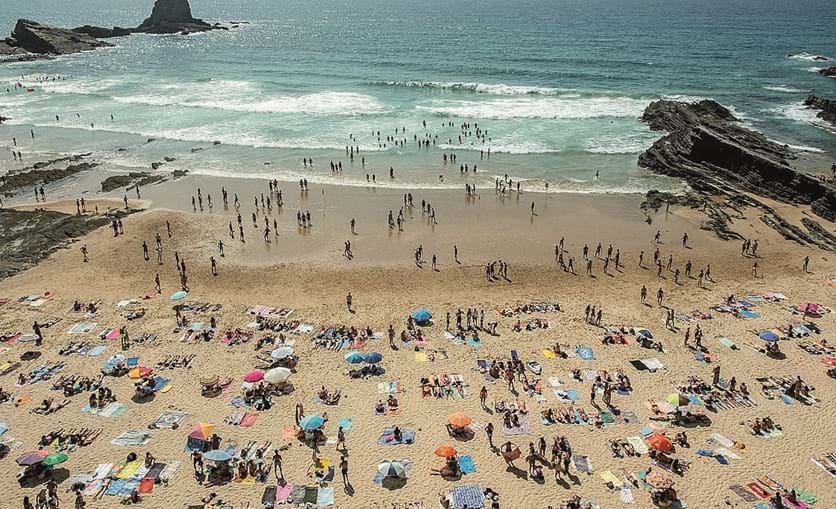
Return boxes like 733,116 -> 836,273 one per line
1,171 -> 834,509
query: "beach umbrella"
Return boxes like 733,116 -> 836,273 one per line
448,412 -> 472,428
188,423 -> 215,440
264,367 -> 292,384
243,370 -> 264,383
636,328 -> 653,339
270,346 -> 294,360
758,331 -> 779,343
199,374 -> 220,386
645,470 -> 675,489
411,309 -> 432,324
16,450 -> 48,466
364,352 -> 383,364
435,445 -> 458,458
203,449 -> 232,462
822,357 -> 836,367
42,452 -> 69,466
800,303 -> 820,315
0,422 -> 7,436
344,351 -> 365,364
300,414 -> 325,430
648,434 -> 673,453
170,291 -> 188,301
378,460 -> 408,479
128,366 -> 152,379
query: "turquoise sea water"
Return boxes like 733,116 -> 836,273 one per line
1,0 -> 834,192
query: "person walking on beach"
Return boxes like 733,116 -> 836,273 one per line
454,245 -> 459,264
81,244 -> 88,263
480,386 -> 488,409
640,285 -> 647,305
346,292 -> 353,312
33,321 -> 43,346
337,426 -> 347,452
210,256 -> 217,277
802,255 -> 809,273
657,287 -> 664,306
141,241 -> 149,261
338,455 -> 350,487
154,273 -> 161,294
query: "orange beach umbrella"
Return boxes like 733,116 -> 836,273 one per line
448,412 -> 472,428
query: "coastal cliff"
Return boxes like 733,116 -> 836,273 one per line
0,0 -> 226,62
639,99 -> 835,247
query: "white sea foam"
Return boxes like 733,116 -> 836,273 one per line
785,143 -> 825,153
787,52 -> 830,62
584,133 -> 655,154
437,142 -> 560,155
763,85 -> 808,93
805,66 -> 824,73
768,104 -> 836,134
371,80 -> 576,96
415,96 -> 648,120
661,94 -> 710,103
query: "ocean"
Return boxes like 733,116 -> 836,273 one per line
1,0 -> 834,193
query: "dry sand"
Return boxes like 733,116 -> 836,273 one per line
0,176 -> 834,509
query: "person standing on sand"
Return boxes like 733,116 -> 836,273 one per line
81,244 -> 88,263
346,292 -> 353,312
485,422 -> 494,448
210,257 -> 217,277
640,285 -> 647,305
657,287 -> 664,306
337,426 -> 347,451
480,386 -> 488,409
273,451 -> 283,481
33,321 -> 43,346
154,273 -> 161,294
802,255 -> 809,273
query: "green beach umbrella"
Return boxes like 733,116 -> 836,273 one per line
42,452 -> 69,466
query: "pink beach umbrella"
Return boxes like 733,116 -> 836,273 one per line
243,370 -> 264,383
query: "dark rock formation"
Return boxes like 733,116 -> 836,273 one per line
136,0 -> 224,34
100,171 -> 166,193
818,66 -> 836,77
0,208 -> 135,280
639,100 -> 836,224
1,160 -> 97,197
6,19 -> 112,55
72,25 -> 132,39
803,95 -> 836,126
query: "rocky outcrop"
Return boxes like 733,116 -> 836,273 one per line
639,100 -> 836,225
818,66 -> 836,77
1,19 -> 111,56
72,25 -> 132,39
100,171 -> 166,193
803,95 -> 836,126
0,208 -> 136,280
1,158 -> 97,197
1,0 -> 225,62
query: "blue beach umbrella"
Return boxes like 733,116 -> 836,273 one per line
411,309 -> 432,324
636,328 -> 653,339
0,422 -> 7,436
364,352 -> 383,364
758,331 -> 779,342
203,449 -> 232,462
344,351 -> 365,364
300,415 -> 325,430
170,291 -> 188,301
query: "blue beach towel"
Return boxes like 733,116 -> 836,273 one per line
338,417 -> 353,431
576,347 -> 595,360
459,455 -> 476,474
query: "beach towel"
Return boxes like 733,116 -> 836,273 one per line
729,485 -> 758,502
377,427 -> 416,445
338,417 -> 353,432
151,376 -> 170,391
502,419 -> 533,436
573,455 -> 592,473
600,470 -> 623,487
625,436 -> 649,455
576,347 -> 595,360
717,337 -> 738,349
126,357 -> 139,367
159,461 -> 180,482
543,349 -> 558,359
276,483 -> 293,503
154,410 -> 188,428
377,381 -> 401,394
261,486 -> 277,506
138,478 -> 155,494
547,377 -> 562,387
116,460 -> 142,479
620,485 -> 635,504
93,463 -> 114,480
85,401 -> 128,417
739,310 -> 760,319
240,412 -> 258,427
105,479 -> 128,496
144,463 -> 166,480
792,488 -> 817,505
112,431 -> 151,446
746,482 -> 771,499
317,486 -> 334,507
282,426 -> 295,440
459,455 -> 476,474
451,485 -> 485,509
69,322 -> 96,334
553,389 -> 580,402
467,338 -> 482,348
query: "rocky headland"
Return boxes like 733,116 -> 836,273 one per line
639,99 -> 836,249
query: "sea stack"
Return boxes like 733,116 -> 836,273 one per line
135,0 -> 227,34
